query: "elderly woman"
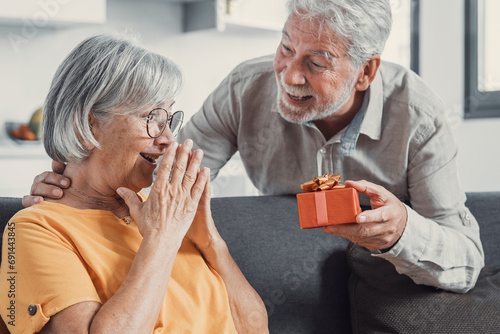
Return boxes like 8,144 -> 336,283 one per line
0,35 -> 268,333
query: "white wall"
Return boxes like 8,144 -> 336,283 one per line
419,0 -> 500,192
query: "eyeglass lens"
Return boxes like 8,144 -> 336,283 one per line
169,110 -> 184,136
147,108 -> 184,138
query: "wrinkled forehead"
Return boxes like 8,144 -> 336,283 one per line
283,12 -> 350,57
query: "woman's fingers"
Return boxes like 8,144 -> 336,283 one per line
116,187 -> 142,216
198,171 -> 211,210
154,142 -> 178,190
191,168 -> 210,204
154,139 -> 204,193
170,139 -> 193,185
182,149 -> 204,190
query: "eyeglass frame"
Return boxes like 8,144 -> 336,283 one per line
117,108 -> 184,138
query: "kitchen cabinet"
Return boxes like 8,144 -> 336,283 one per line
0,0 -> 106,26
161,0 -> 287,32
218,0 -> 287,31
160,0 -> 217,32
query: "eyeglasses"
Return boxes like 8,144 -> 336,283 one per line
145,108 -> 184,138
121,108 -> 184,138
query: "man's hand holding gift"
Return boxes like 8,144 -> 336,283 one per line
297,175 -> 407,252
324,180 -> 408,252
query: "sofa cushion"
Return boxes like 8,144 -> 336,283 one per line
348,192 -> 500,333
348,244 -> 500,333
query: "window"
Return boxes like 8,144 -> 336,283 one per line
464,0 -> 500,118
376,0 -> 419,73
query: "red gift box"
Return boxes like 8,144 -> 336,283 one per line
296,174 -> 362,229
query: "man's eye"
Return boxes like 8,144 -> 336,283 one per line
312,62 -> 324,68
282,43 -> 291,52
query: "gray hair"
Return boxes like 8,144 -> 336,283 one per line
286,0 -> 392,69
43,34 -> 183,163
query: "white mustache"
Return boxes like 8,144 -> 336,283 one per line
279,73 -> 316,98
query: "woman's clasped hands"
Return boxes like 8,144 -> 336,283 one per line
117,139 -> 210,246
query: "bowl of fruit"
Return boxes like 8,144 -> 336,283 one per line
6,107 -> 43,144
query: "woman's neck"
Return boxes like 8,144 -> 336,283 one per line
56,161 -> 131,218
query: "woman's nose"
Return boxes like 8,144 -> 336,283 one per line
154,126 -> 176,147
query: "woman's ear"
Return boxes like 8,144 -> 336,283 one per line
355,54 -> 381,91
88,112 -> 95,134
81,112 -> 96,150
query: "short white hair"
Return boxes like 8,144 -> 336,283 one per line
43,34 -> 183,163
287,0 -> 392,68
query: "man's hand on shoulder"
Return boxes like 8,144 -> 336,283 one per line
322,180 -> 407,251
23,160 -> 70,207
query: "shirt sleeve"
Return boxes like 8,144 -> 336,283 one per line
374,113 -> 485,293
0,220 -> 101,333
178,70 -> 241,181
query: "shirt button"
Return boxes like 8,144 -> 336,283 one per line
28,304 -> 37,316
460,211 -> 471,226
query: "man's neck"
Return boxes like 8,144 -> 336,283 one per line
313,90 -> 366,141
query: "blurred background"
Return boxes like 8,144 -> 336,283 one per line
0,0 -> 498,197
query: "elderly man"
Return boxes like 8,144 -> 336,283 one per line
26,0 -> 483,293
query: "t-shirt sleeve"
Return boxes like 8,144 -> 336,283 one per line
0,220 -> 101,333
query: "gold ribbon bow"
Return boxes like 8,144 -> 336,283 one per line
300,173 -> 344,192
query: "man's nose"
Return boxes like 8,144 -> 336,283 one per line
282,58 -> 307,86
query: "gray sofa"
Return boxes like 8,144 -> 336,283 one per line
1,193 -> 499,333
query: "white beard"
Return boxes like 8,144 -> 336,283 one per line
275,72 -> 357,124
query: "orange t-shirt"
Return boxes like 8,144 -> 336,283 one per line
0,196 -> 236,333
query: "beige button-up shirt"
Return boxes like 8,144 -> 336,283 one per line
179,55 -> 484,292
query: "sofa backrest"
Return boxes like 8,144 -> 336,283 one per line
1,192 -> 499,333
463,192 -> 500,267
0,198 -> 23,229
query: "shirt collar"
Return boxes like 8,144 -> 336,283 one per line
358,70 -> 383,141
337,88 -> 369,155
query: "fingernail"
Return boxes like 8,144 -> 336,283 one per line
184,139 -> 193,148
52,189 -> 62,197
35,197 -> 43,204
116,188 -> 124,196
358,215 -> 366,223
171,142 -> 179,151
195,150 -> 203,158
61,179 -> 69,187
203,167 -> 210,175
